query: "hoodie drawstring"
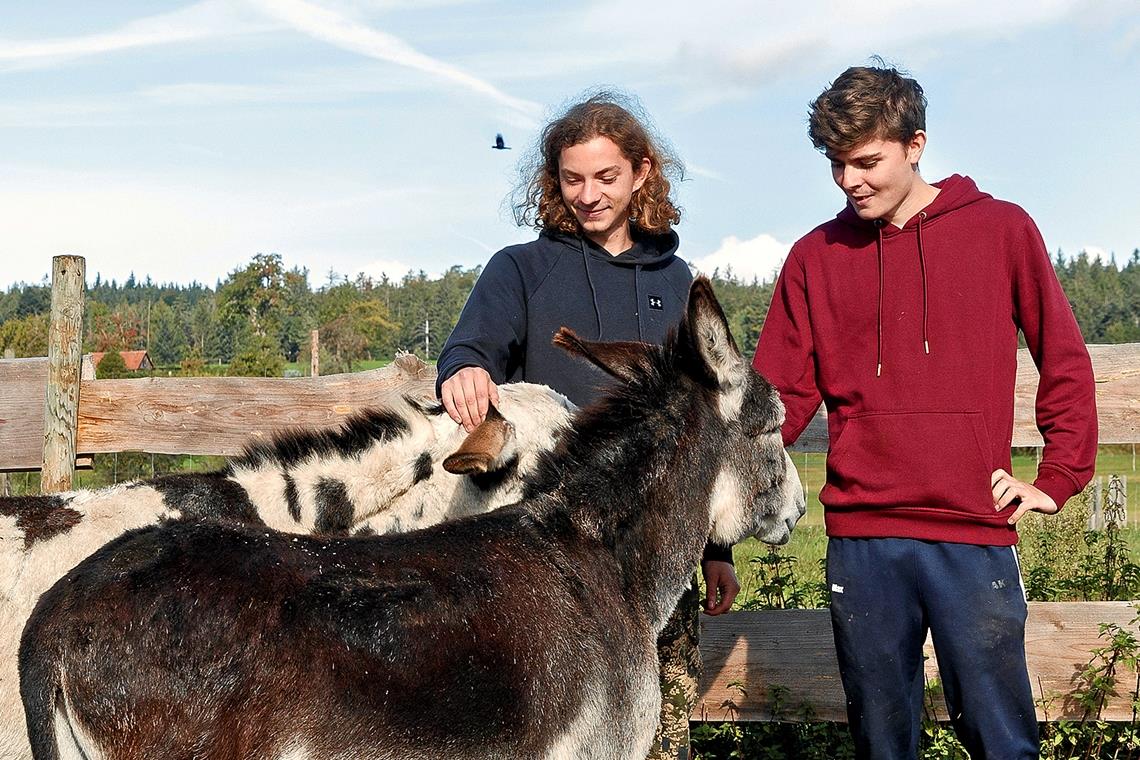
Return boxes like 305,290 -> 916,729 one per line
634,265 -> 644,341
875,221 -> 885,377
580,238 -> 603,340
875,212 -> 932,378
916,211 -> 930,355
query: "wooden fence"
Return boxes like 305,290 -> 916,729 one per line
2,256 -> 1139,724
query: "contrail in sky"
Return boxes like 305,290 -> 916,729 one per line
249,0 -> 543,123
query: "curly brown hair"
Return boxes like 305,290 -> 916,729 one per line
512,92 -> 683,235
808,62 -> 927,154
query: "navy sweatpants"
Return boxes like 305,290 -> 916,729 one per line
827,537 -> 1038,760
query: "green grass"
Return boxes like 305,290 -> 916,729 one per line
283,358 -> 393,374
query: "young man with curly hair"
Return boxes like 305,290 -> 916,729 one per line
754,64 -> 1098,759
436,93 -> 737,759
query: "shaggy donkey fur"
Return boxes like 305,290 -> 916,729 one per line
20,277 -> 803,760
0,383 -> 575,760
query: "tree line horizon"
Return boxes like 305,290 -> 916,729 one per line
1,247 -> 1138,379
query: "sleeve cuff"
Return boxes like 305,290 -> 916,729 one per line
1033,469 -> 1080,511
702,541 -> 734,565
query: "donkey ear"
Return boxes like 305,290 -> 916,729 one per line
552,328 -> 650,384
684,277 -> 747,389
442,405 -> 514,474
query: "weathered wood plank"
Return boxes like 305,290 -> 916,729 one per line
0,356 -> 90,472
1,343 -> 1136,465
695,601 -> 1140,723
74,354 -> 436,456
788,343 -> 1140,453
1017,344 -> 1140,446
0,359 -> 66,472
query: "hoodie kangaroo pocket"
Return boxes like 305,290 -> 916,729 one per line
821,411 -> 993,512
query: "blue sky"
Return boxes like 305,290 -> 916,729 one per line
2,0 -> 1138,290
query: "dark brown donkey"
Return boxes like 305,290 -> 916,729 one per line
19,277 -> 803,760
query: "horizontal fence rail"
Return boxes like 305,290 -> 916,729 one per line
0,354 -> 434,470
788,343 -> 1140,453
0,356 -> 95,472
696,601 -> 1140,723
1,343 -> 1136,469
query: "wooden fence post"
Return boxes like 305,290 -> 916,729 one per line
41,255 -> 85,494
1088,476 -> 1104,531
311,329 -> 320,378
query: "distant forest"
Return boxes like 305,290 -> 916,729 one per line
1,248 -> 1138,378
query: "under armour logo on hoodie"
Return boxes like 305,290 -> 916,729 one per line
647,295 -> 663,311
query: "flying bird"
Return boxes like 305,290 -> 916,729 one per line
493,133 -> 511,150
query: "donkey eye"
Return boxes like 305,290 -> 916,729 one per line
745,423 -> 775,438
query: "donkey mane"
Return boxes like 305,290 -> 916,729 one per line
526,344 -> 679,494
227,403 -> 440,471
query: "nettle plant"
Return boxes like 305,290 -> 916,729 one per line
1021,476 -> 1140,602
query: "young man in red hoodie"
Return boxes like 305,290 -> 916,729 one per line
753,64 -> 1098,759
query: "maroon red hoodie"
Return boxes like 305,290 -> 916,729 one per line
753,175 -> 1097,545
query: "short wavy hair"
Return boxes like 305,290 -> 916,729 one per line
808,62 -> 927,154
512,92 -> 683,235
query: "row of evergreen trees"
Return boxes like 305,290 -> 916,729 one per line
1,248 -> 1137,376
0,254 -> 478,376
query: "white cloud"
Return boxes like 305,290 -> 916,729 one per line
446,226 -> 496,255
361,258 -> 420,281
685,162 -> 727,182
1,0 -> 542,126
0,164 -> 457,287
690,233 -> 790,283
580,0 -> 1088,103
1080,245 -> 1110,263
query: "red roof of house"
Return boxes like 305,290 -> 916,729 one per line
89,350 -> 152,371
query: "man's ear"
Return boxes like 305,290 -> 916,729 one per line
906,130 -> 927,166
552,328 -> 652,384
632,156 -> 652,193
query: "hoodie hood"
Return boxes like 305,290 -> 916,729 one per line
836,174 -> 992,232
542,227 -> 680,267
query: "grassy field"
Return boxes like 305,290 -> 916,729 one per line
283,358 -> 394,375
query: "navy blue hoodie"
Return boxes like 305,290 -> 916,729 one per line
437,228 -> 733,564
437,229 -> 692,407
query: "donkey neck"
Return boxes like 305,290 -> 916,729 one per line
541,390 -> 722,632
